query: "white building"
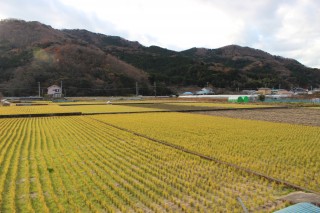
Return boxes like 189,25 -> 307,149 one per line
0,99 -> 10,106
195,87 -> 214,95
47,85 -> 62,98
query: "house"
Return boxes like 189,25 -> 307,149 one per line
275,89 -> 294,96
292,87 -> 307,95
0,99 -> 10,106
313,88 -> 320,93
241,90 -> 256,95
195,87 -> 214,95
257,88 -> 272,95
309,88 -> 320,94
182,92 -> 193,96
47,85 -> 62,98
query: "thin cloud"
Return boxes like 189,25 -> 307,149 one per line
0,0 -> 123,36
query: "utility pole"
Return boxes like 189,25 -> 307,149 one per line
237,197 -> 249,213
154,82 -> 157,97
38,82 -> 40,97
136,82 -> 139,96
60,80 -> 63,97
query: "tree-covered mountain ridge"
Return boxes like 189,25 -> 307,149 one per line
0,19 -> 319,96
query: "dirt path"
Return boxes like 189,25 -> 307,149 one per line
194,108 -> 320,126
279,191 -> 320,205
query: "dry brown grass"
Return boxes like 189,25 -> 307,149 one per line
194,108 -> 320,126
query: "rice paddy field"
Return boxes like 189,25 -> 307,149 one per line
0,100 -> 319,212
0,105 -> 74,115
0,104 -> 163,115
93,113 -> 320,192
0,101 -> 278,116
58,104 -> 165,114
111,102 -> 277,112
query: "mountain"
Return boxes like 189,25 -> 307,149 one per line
0,19 -> 150,96
0,19 -> 319,96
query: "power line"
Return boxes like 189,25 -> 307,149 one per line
0,85 -> 172,91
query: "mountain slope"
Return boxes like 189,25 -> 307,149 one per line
0,19 -> 319,96
0,19 -> 150,96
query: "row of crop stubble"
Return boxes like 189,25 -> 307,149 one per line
0,104 -> 166,115
0,101 -> 278,116
91,113 -> 320,192
0,116 -> 290,212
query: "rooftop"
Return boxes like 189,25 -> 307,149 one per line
274,202 -> 320,213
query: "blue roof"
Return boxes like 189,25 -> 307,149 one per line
182,92 -> 193,95
274,202 -> 320,213
196,91 -> 207,95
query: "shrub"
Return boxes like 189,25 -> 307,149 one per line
258,94 -> 265,102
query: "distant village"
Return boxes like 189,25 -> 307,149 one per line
180,87 -> 320,103
1,83 -> 320,106
182,86 -> 320,96
30,84 -> 320,98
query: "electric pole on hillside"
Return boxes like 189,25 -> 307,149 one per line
154,82 -> 157,97
136,82 -> 139,96
38,82 -> 40,97
61,81 -> 63,97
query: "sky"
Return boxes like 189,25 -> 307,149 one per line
1,0 -> 320,68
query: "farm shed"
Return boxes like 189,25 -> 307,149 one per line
195,88 -> 214,95
257,88 -> 272,95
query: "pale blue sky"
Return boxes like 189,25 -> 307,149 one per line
1,0 -> 320,68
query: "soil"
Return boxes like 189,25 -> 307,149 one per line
279,191 -> 320,205
194,108 -> 320,126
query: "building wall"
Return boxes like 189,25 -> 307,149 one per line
258,89 -> 272,95
48,85 -> 62,97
